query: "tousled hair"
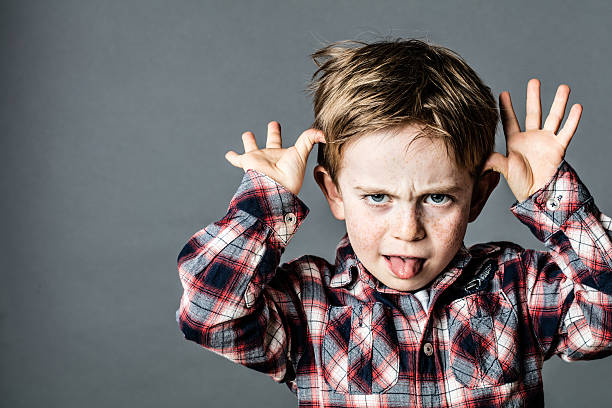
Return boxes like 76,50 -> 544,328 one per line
307,38 -> 499,185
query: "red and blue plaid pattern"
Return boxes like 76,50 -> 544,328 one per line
176,161 -> 612,407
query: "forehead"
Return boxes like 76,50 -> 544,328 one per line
338,125 -> 472,188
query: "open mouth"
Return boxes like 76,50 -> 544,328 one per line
383,255 -> 424,279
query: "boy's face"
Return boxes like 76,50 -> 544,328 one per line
314,124 -> 498,292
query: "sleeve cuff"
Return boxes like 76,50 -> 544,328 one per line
510,161 -> 594,242
228,169 -> 309,247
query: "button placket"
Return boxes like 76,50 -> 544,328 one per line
284,212 -> 296,226
546,197 -> 560,211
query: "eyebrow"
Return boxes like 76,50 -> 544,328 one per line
353,185 -> 466,194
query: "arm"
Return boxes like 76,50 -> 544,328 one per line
511,161 -> 612,360
176,122 -> 325,382
485,79 -> 612,361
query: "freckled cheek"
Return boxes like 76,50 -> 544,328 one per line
425,211 -> 468,250
345,207 -> 386,252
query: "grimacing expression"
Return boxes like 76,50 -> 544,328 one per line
316,124 -> 484,292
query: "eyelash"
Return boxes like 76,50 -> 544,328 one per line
425,194 -> 452,205
362,194 -> 452,206
363,194 -> 390,205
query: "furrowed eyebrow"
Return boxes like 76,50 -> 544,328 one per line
353,185 -> 465,194
424,185 -> 465,194
354,186 -> 392,193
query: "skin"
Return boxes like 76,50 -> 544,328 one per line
313,127 -> 499,291
485,79 -> 582,202
225,78 -> 582,291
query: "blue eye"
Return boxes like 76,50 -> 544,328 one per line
425,194 -> 450,205
364,194 -> 389,204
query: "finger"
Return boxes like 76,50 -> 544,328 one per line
525,78 -> 542,131
224,150 -> 244,169
556,104 -> 582,148
265,121 -> 282,149
543,84 -> 570,133
499,91 -> 521,136
241,131 -> 258,153
482,152 -> 508,179
293,129 -> 326,161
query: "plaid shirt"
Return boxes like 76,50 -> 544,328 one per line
176,161 -> 612,407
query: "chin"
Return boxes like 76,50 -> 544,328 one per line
396,282 -> 427,292
385,275 -> 428,292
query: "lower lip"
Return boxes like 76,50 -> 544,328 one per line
384,255 -> 424,279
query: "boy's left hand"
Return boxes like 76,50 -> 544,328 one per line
484,79 -> 583,202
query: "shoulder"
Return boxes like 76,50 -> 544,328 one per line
268,254 -> 334,292
280,254 -> 333,273
461,241 -> 530,294
469,240 -> 525,263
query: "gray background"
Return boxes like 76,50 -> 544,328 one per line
2,0 -> 611,407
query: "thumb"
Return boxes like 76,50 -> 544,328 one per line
225,150 -> 244,170
482,152 -> 508,178
293,128 -> 326,161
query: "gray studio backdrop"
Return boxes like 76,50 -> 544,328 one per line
2,1 -> 611,407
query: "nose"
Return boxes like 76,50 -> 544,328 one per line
392,205 -> 425,241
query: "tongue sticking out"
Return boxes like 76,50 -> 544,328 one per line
386,256 -> 423,279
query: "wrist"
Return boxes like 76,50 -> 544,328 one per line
230,169 -> 309,247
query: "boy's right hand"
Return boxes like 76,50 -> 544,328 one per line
225,121 -> 326,196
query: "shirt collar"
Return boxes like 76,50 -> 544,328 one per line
330,234 -> 360,289
330,234 -> 473,295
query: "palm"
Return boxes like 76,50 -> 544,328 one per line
504,130 -> 565,200
485,79 -> 582,202
224,121 -> 325,195
236,147 -> 307,194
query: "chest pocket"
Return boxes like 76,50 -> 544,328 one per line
321,302 -> 399,394
446,290 -> 520,388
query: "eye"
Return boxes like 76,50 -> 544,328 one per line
363,194 -> 389,205
425,194 -> 451,205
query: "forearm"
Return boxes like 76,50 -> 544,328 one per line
512,161 -> 612,360
175,170 -> 308,378
512,160 -> 612,282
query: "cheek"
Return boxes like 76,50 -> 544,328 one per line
426,209 -> 469,250
344,206 -> 386,251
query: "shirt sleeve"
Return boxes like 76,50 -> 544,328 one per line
175,169 -> 309,383
511,160 -> 612,361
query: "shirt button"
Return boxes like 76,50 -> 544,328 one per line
546,197 -> 560,211
423,342 -> 434,356
284,212 -> 296,226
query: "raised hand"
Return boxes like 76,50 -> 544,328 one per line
484,79 -> 583,202
225,121 -> 326,195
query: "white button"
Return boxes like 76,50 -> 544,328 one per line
423,342 -> 434,356
284,212 -> 296,226
546,197 -> 560,211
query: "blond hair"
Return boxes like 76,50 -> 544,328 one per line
307,38 -> 498,185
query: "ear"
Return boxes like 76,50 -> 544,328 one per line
468,170 -> 500,223
313,164 -> 345,220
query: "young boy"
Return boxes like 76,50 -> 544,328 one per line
175,39 -> 612,407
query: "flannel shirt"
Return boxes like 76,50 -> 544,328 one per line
176,160 -> 612,407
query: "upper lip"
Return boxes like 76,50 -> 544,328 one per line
384,254 -> 424,259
